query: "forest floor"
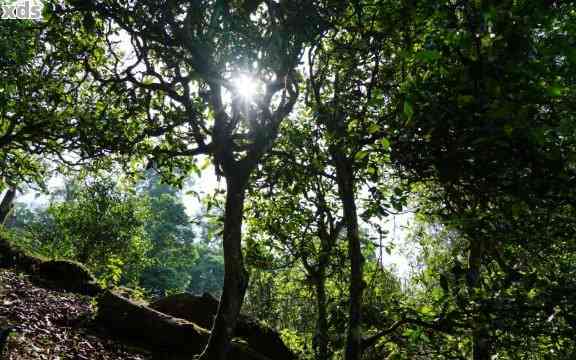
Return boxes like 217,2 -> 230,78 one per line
0,268 -> 152,360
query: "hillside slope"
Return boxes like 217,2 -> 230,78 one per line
0,268 -> 151,360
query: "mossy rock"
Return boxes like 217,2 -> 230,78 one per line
96,290 -> 208,353
150,293 -> 218,330
32,260 -> 102,296
0,235 -> 101,296
111,286 -> 147,305
95,291 -> 271,360
150,293 -> 297,360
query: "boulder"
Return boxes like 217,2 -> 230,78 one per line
150,293 -> 218,329
32,260 -> 102,296
150,293 -> 297,360
96,290 -> 271,360
0,235 -> 102,296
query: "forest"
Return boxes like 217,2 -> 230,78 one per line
0,0 -> 574,359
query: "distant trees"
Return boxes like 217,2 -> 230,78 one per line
11,172 -> 226,295
137,173 -> 198,294
12,175 -> 151,286
137,172 -> 225,296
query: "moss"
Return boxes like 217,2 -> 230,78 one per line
95,290 -> 209,354
111,286 -> 148,305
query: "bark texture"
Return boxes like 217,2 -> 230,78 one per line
199,174 -> 250,360
468,240 -> 490,360
313,275 -> 329,360
332,150 -> 363,360
473,328 -> 490,360
0,187 -> 16,225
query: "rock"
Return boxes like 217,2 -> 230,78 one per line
236,317 -> 297,360
150,293 -> 218,330
33,260 -> 102,296
0,236 -> 101,296
96,290 -> 208,353
111,286 -> 147,305
150,293 -> 297,360
96,290 -> 271,360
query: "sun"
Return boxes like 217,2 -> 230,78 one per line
232,74 -> 259,101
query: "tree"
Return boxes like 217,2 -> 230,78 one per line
0,21 -> 64,186
2,1 -> 572,358
386,1 -> 576,358
0,19 -> 130,191
0,187 -> 16,224
403,197 -> 576,359
11,175 -> 152,286
247,118 -> 345,360
46,2 -> 339,356
305,2 -> 402,357
137,172 -> 198,295
187,242 -> 225,296
246,96 -> 408,359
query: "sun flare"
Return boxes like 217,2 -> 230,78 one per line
232,74 -> 259,100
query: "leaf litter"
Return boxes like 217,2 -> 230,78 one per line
0,268 -> 151,360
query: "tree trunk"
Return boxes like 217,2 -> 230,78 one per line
332,153 -> 363,360
468,240 -> 490,360
199,174 -> 249,360
472,328 -> 490,360
313,273 -> 330,360
0,187 -> 16,225
342,185 -> 363,360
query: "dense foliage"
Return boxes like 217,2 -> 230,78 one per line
11,173 -> 225,295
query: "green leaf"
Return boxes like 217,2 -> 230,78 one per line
377,138 -> 391,150
368,123 -> 381,134
547,84 -> 563,97
416,50 -> 441,63
481,34 -> 494,48
457,95 -> 474,106
418,305 -> 435,316
431,287 -> 444,301
531,128 -> 546,145
347,119 -> 359,131
355,150 -> 369,161
503,124 -> 514,137
403,100 -> 414,123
